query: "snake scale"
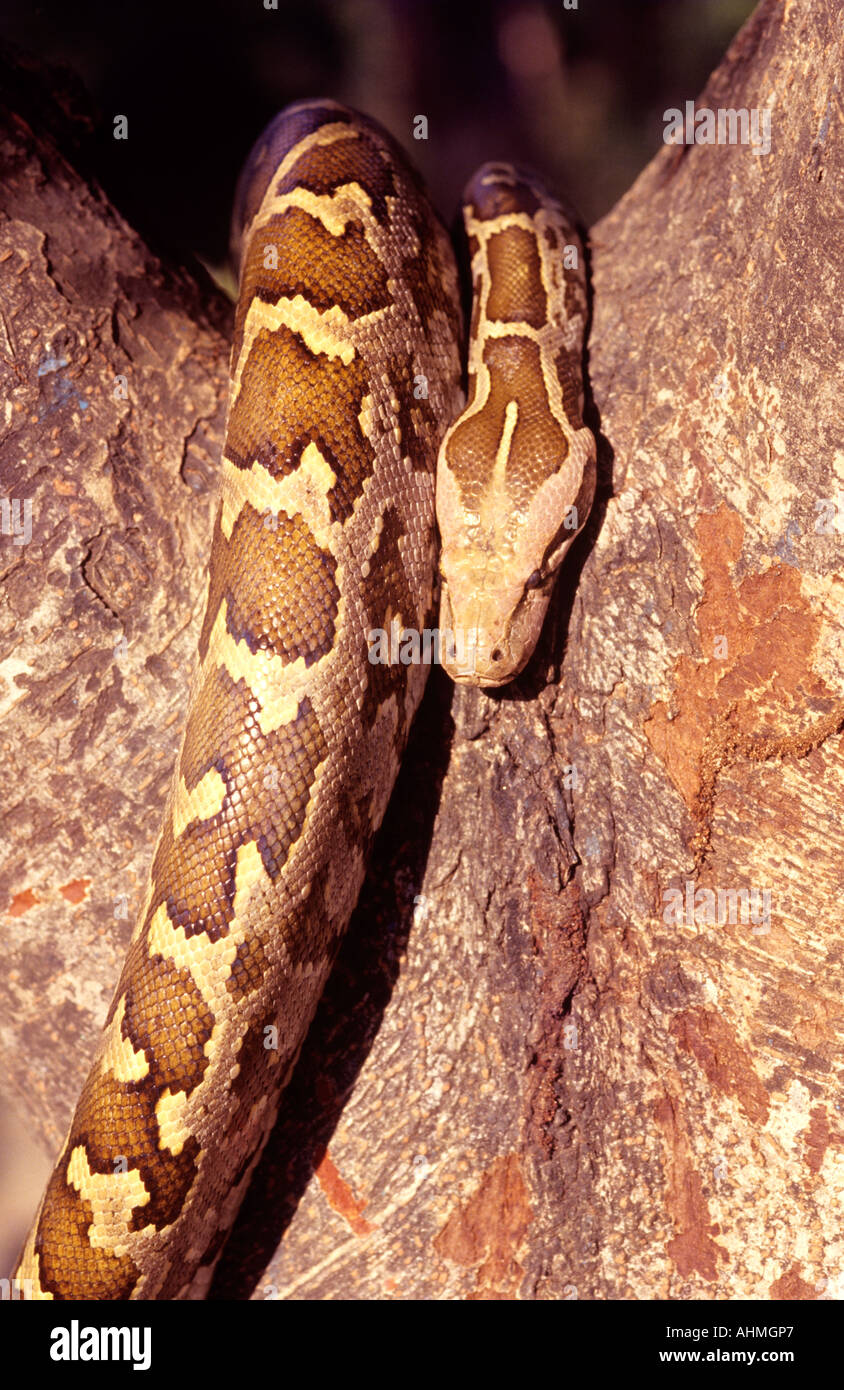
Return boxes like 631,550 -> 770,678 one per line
15,99 -> 596,1299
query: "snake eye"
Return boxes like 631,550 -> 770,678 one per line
526,569 -> 543,590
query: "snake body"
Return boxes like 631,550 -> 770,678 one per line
15,101 -> 595,1299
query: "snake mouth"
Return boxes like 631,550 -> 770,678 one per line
437,574 -> 535,687
436,579 -> 523,685
439,617 -> 521,686
449,666 -> 516,688
450,639 -> 529,686
446,627 -> 518,684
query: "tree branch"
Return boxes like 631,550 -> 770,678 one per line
2,0 -> 842,1300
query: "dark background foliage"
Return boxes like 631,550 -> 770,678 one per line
2,0 -> 755,270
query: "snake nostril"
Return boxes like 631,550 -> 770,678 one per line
491,647 -> 503,662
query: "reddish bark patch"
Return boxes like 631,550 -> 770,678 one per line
801,1105 -> 833,1176
670,1008 -> 769,1123
434,1153 -> 532,1299
6,887 -> 39,916
59,877 -> 91,904
644,502 -> 831,809
654,1094 -> 726,1282
769,1264 -> 819,1300
313,1146 -> 374,1236
525,876 -> 585,1156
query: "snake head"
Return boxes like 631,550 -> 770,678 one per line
434,159 -> 597,688
437,555 -> 548,687
437,424 -> 595,686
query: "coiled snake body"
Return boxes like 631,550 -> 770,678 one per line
15,100 -> 595,1299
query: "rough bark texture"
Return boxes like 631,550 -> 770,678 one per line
0,51 -> 231,1160
1,0 -> 842,1301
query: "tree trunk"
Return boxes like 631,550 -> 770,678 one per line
1,0 -> 842,1300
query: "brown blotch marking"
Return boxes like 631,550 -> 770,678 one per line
562,259 -> 584,321
120,950 -> 215,1095
653,1093 -> 726,1282
83,1074 -> 201,1234
200,500 -> 339,666
83,952 -> 212,1229
151,820 -> 236,950
448,336 -> 570,507
233,209 -> 392,367
276,129 -> 396,226
148,678 -> 327,939
554,343 -> 584,428
226,934 -> 271,1003
331,773 -> 382,883
469,275 -> 482,345
670,1008 -> 770,1123
226,326 -> 374,524
34,1170 -> 139,1300
266,860 -> 349,971
359,504 -> 421,732
389,353 -> 440,477
543,222 -> 585,323
434,1154 -> 532,1300
400,207 -> 463,347
485,227 -> 547,328
226,1014 -> 288,1140
39,1042 -> 204,1256
153,1014 -> 288,1301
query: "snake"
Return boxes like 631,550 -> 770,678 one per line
14,99 -> 596,1299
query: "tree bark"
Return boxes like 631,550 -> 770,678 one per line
1,0 -> 842,1301
0,46 -> 231,1156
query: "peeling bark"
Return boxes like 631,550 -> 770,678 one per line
1,0 -> 842,1302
